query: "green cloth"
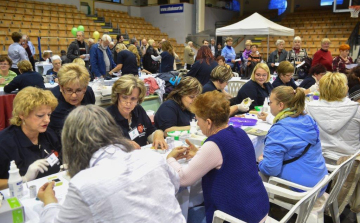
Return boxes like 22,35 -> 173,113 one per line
273,108 -> 296,124
0,70 -> 17,86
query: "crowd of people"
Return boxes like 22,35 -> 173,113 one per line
0,27 -> 359,223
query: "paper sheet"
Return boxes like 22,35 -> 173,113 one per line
274,62 -> 279,66
296,61 -> 305,68
234,58 -> 241,62
345,64 -> 358,69
83,54 -> 90,61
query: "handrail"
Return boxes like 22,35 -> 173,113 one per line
348,21 -> 360,56
233,36 -> 245,48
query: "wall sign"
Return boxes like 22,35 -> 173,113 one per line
160,4 -> 184,14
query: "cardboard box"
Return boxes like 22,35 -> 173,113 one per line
0,197 -> 25,223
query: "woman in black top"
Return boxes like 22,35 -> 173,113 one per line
106,75 -> 166,149
272,61 -> 298,90
143,39 -> 159,73
235,63 -> 273,110
109,43 -> 138,76
299,64 -> 327,90
0,87 -> 60,190
151,41 -> 175,73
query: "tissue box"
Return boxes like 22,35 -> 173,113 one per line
0,197 -> 25,223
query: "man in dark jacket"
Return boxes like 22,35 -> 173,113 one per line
67,31 -> 89,68
90,34 -> 116,78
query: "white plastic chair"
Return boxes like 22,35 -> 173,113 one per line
212,175 -> 328,223
266,150 -> 359,223
227,78 -> 248,97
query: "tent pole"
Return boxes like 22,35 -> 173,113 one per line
267,34 -> 269,62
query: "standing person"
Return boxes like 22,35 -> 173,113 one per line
246,44 -> 262,78
113,35 -> 124,63
242,40 -> 252,76
4,60 -> 45,93
67,31 -> 89,69
312,38 -> 333,72
21,35 -> 35,69
221,37 -> 236,70
186,46 -> 218,86
0,56 -> 17,86
184,41 -> 195,70
167,91 -> 269,223
108,43 -> 138,76
332,44 -> 353,74
267,39 -> 287,74
202,39 -> 209,46
209,38 -> 216,56
90,34 -> 116,78
87,38 -> 95,51
215,43 -> 222,58
60,50 -> 70,64
142,39 -> 159,74
141,38 -> 148,57
8,32 -> 28,75
128,44 -> 141,68
286,36 -> 308,79
109,42 -> 115,60
151,41 -> 175,73
272,61 -> 297,90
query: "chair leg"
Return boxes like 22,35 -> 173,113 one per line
328,202 -> 340,223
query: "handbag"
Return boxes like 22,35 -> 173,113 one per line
283,143 -> 311,165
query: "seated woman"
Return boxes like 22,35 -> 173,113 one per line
332,44 -> 353,74
203,66 -> 249,115
186,46 -> 218,85
106,75 -> 166,149
0,56 -> 17,86
272,61 -> 297,90
155,77 -> 202,135
109,43 -> 138,76
258,86 -> 328,189
4,60 -> 44,93
246,44 -> 262,78
167,91 -> 269,223
0,87 -> 60,190
299,63 -> 327,90
215,56 -> 230,69
37,105 -> 185,222
151,41 -> 175,73
233,63 -> 273,110
49,63 -> 95,138
307,72 -> 360,161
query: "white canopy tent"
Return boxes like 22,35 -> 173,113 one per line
216,12 -> 295,58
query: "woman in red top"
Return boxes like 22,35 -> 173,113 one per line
332,44 -> 353,74
312,38 -> 333,71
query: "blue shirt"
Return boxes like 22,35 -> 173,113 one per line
272,75 -> 298,90
154,99 -> 194,131
160,51 -> 174,73
186,59 -> 218,86
106,104 -> 156,146
0,125 -> 61,179
49,86 -> 95,138
117,50 -> 138,75
8,42 -> 29,68
4,71 -> 44,93
221,46 -> 236,67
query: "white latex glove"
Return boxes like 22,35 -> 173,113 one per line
309,83 -> 319,93
22,159 -> 49,182
237,103 -> 250,112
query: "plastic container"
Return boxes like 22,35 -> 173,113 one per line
313,95 -> 319,100
167,130 -> 190,140
254,106 -> 263,112
8,161 -> 23,198
228,117 -> 258,127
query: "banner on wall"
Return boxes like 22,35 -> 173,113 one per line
160,4 -> 184,14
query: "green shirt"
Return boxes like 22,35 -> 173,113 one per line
0,70 -> 17,86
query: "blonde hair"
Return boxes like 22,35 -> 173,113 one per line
210,66 -> 233,83
42,51 -> 50,58
321,38 -> 331,44
128,44 -> 140,67
115,43 -> 127,52
72,58 -> 85,66
57,63 -> 90,88
276,39 -> 285,46
250,63 -> 271,82
148,39 -> 155,47
245,40 -> 252,46
225,37 -> 233,43
111,75 -> 146,104
18,60 -> 33,73
272,86 -> 305,118
10,87 -> 58,126
277,61 -> 295,76
319,72 -> 348,101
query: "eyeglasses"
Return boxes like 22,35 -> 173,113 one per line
0,63 -> 9,66
285,74 -> 294,77
255,73 -> 267,78
63,88 -> 86,95
120,95 -> 138,104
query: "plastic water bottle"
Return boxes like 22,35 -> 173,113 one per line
138,67 -> 141,77
49,74 -> 54,85
8,161 -> 23,198
190,119 -> 197,134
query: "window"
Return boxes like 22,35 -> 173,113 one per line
268,0 -> 287,15
320,0 -> 344,6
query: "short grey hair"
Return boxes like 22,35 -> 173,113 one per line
101,34 -> 112,42
187,41 -> 193,46
62,105 -> 133,178
293,36 -> 302,42
275,39 -> 285,46
51,55 -> 61,62
88,38 -> 94,43
76,31 -> 84,36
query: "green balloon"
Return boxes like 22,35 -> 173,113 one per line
77,25 -> 85,32
71,27 -> 78,37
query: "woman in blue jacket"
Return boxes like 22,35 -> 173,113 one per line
258,86 -> 327,190
221,37 -> 236,69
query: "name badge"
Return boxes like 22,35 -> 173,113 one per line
46,153 -> 59,167
129,128 -> 139,140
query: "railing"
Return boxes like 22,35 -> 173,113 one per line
348,21 -> 360,55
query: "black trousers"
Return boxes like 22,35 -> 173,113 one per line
10,68 -> 20,75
